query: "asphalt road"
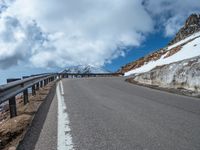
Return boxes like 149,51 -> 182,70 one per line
20,77 -> 200,150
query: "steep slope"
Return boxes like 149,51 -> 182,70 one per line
125,32 -> 200,76
119,14 -> 200,76
62,65 -> 110,74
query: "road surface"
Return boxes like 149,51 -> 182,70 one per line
19,77 -> 200,150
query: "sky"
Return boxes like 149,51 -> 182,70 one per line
0,0 -> 200,84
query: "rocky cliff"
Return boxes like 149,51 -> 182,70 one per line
169,14 -> 200,45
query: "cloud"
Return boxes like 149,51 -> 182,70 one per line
0,0 -> 153,69
142,0 -> 200,36
0,13 -> 46,69
164,16 -> 184,36
0,0 -> 200,70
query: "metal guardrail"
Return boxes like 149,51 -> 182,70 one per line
0,72 -> 123,118
59,73 -> 124,78
0,73 -> 57,118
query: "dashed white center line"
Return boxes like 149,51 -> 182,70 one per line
57,80 -> 74,150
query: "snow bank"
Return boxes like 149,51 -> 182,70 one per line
132,56 -> 200,93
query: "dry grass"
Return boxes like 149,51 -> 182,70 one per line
0,82 -> 56,150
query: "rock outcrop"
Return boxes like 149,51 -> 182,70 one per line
168,14 -> 200,45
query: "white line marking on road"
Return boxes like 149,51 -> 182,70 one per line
60,81 -> 65,95
57,80 -> 74,150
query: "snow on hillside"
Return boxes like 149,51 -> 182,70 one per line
62,65 -> 110,74
125,33 -> 200,76
167,31 -> 200,50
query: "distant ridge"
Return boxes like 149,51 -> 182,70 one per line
62,65 -> 110,74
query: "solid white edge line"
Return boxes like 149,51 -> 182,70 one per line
57,80 -> 74,150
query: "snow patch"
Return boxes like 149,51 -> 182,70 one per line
167,31 -> 200,50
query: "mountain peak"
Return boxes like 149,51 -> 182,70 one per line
62,65 -> 110,74
168,13 -> 200,45
185,14 -> 200,27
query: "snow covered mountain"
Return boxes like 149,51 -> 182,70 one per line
118,14 -> 200,76
62,65 -> 110,74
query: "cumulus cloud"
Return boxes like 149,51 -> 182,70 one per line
0,0 -> 200,70
0,14 -> 46,69
143,0 -> 200,36
164,16 -> 184,36
0,0 -> 154,69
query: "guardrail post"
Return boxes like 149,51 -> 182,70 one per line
9,96 -> 17,118
23,89 -> 29,104
40,80 -> 43,88
36,82 -> 40,90
43,80 -> 46,86
32,84 -> 36,95
7,78 -> 21,118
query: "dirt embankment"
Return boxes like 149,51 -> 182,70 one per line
0,82 -> 56,150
